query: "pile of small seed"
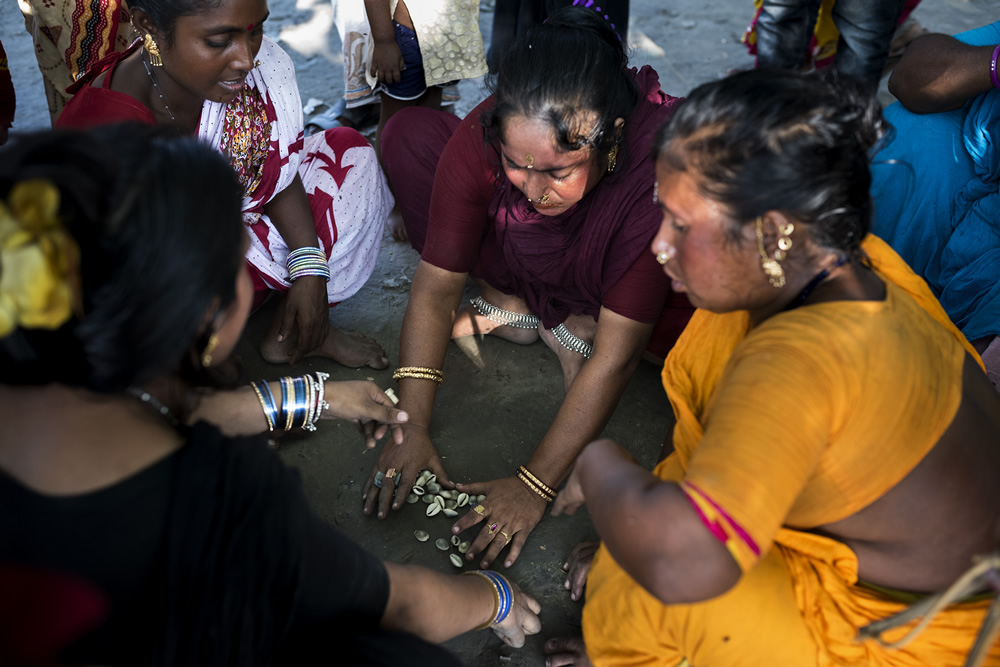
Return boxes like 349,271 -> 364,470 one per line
409,469 -> 484,567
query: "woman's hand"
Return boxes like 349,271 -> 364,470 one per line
562,541 -> 599,602
451,476 -> 548,569
278,275 -> 329,365
370,39 -> 404,85
362,424 -> 452,519
491,579 -> 542,648
321,381 -> 409,448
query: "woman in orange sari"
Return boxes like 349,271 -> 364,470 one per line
551,69 -> 1000,667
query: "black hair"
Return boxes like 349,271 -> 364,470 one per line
482,5 -> 640,161
129,0 -> 223,42
0,124 -> 245,392
654,68 -> 888,257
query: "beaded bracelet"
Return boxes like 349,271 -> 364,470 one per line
463,570 -> 513,629
518,466 -> 557,498
392,366 -> 444,384
516,470 -> 554,503
991,44 -> 1000,91
287,246 -> 331,282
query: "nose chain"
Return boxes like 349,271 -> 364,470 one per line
141,53 -> 176,122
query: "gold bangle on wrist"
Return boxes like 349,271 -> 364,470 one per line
391,370 -> 444,384
516,470 -> 554,503
518,465 -> 556,497
392,366 -> 444,384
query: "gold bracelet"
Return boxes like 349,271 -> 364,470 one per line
518,465 -> 556,497
462,571 -> 500,630
516,471 -> 554,503
394,366 -> 442,378
392,370 -> 444,384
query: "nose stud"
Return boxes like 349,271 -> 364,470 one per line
538,193 -> 550,205
656,250 -> 672,265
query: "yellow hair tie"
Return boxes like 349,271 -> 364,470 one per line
0,179 -> 80,337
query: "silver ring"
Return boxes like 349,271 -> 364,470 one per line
374,471 -> 385,488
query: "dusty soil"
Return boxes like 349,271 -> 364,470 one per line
2,0 -> 998,664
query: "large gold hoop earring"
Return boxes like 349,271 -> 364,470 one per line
201,332 -> 220,368
755,216 -> 786,288
143,33 -> 163,66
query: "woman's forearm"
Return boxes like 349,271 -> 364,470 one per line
262,174 -> 321,251
526,311 -> 651,489
395,261 -> 466,429
889,33 -> 996,113
381,562 -> 496,642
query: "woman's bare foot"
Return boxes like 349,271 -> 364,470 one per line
451,303 -> 540,345
544,637 -> 592,667
539,315 -> 597,390
260,326 -> 388,369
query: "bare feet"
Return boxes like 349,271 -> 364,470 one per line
451,303 -> 540,345
260,326 -> 389,369
539,315 -> 597,390
544,637 -> 593,667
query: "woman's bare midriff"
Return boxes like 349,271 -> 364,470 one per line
816,353 -> 1000,593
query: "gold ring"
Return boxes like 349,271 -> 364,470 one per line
473,504 -> 486,516
489,522 -> 499,534
499,530 -> 511,544
385,467 -> 397,479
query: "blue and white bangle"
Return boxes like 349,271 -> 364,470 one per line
286,246 -> 330,282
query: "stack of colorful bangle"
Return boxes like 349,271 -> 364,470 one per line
391,366 -> 443,384
250,371 -> 330,432
286,246 -> 330,282
516,465 -> 556,503
463,570 -> 513,629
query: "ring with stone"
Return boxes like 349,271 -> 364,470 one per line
385,468 -> 401,485
374,471 -> 385,488
473,504 -> 487,516
489,522 -> 499,535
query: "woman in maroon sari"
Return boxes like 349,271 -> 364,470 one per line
362,5 -> 694,568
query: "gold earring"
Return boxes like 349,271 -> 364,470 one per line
607,143 -> 619,173
201,332 -> 220,367
773,222 -> 794,261
144,33 -> 163,66
755,216 -> 785,288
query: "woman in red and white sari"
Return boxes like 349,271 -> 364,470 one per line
58,0 -> 393,370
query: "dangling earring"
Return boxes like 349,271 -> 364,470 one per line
143,33 -> 163,66
755,216 -> 786,288
607,143 -> 619,173
201,332 -> 220,367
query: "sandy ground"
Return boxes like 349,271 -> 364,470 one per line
2,0 -> 998,664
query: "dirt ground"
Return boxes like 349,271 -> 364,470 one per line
2,0 -> 998,664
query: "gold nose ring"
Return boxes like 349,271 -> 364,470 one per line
538,193 -> 550,205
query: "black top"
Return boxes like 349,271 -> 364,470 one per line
0,423 -> 395,665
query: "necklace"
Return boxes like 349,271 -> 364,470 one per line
126,386 -> 180,428
140,53 -> 176,122
783,254 -> 849,311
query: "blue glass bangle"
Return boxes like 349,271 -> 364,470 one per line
480,571 -> 512,624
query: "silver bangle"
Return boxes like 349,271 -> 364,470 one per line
471,296 -> 540,329
551,323 -> 593,359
